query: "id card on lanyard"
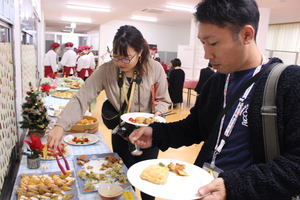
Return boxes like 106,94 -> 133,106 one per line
203,57 -> 266,178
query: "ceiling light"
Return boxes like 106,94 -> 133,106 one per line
65,26 -> 72,28
131,16 -> 157,22
61,30 -> 72,32
165,3 -> 196,13
70,22 -> 76,28
66,3 -> 111,12
61,17 -> 92,23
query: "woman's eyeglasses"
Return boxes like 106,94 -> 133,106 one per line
111,53 -> 137,64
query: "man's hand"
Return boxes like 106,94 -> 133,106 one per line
198,178 -> 226,200
129,127 -> 153,148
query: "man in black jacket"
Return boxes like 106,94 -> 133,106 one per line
129,0 -> 300,199
194,62 -> 215,95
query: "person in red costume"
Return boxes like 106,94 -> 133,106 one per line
43,42 -> 60,77
60,42 -> 77,77
83,45 -> 96,73
76,47 -> 91,81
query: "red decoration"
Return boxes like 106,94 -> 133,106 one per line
47,73 -> 58,79
40,83 -> 52,94
23,134 -> 44,152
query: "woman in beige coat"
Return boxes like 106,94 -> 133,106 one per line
48,25 -> 171,200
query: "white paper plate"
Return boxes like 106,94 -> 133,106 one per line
48,104 -> 59,110
55,87 -> 69,91
40,145 -> 72,160
47,110 -> 61,117
121,112 -> 166,127
127,159 -> 213,200
64,133 -> 99,146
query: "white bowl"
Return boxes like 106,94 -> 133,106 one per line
97,183 -> 124,200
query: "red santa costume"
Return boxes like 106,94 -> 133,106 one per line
76,47 -> 91,81
60,42 -> 77,77
44,42 -> 60,77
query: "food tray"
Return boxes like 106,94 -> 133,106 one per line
11,171 -> 79,200
73,153 -> 131,193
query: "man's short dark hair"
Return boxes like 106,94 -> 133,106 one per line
194,0 -> 260,41
171,58 -> 181,67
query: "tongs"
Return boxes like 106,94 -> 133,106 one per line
43,144 -> 70,175
55,146 -> 70,175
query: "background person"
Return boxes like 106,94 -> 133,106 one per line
60,42 -> 77,77
43,42 -> 60,77
154,57 -> 168,74
100,45 -> 112,64
167,58 -> 185,107
129,0 -> 300,199
83,45 -> 96,73
76,47 -> 91,81
194,62 -> 215,95
47,25 -> 171,200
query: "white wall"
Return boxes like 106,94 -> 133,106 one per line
98,20 -> 191,57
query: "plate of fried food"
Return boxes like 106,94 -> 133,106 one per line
12,171 -> 78,200
64,133 -> 99,146
51,91 -> 75,99
66,82 -> 82,89
127,159 -> 214,200
121,112 -> 166,127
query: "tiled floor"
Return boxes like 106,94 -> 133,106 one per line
91,89 -> 202,200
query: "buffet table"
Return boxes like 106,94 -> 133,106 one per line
10,88 -> 138,200
40,77 -> 97,110
39,77 -> 84,94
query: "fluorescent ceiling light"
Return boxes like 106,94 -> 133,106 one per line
70,22 -> 76,28
165,3 -> 196,13
61,17 -> 92,23
65,26 -> 72,28
66,3 -> 111,12
62,30 -> 72,32
131,16 -> 157,22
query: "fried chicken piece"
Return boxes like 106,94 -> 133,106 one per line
167,162 -> 176,172
63,193 -> 74,200
77,156 -> 90,163
175,163 -> 188,176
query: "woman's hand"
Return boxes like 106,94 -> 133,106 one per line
129,127 -> 153,148
153,111 -> 162,117
47,125 -> 64,151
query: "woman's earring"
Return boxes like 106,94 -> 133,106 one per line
139,56 -> 142,63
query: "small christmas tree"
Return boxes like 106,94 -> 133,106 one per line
20,83 -> 50,131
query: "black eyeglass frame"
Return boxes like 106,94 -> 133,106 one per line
110,53 -> 137,64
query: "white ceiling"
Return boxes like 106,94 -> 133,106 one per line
41,0 -> 300,34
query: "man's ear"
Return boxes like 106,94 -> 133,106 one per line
242,25 -> 255,44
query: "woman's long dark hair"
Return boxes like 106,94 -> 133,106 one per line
113,25 -> 150,76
